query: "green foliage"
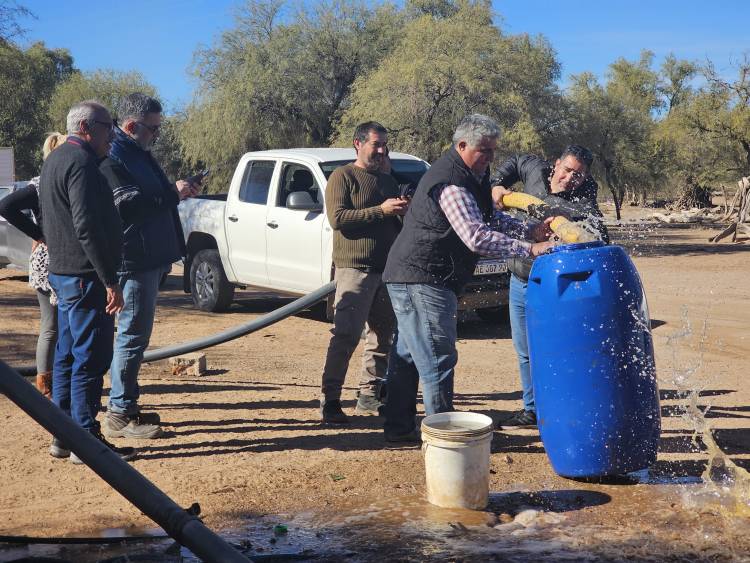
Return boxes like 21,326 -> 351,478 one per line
48,69 -> 157,132
151,113 -> 197,183
672,56 -> 750,178
179,0 -> 404,191
334,2 -> 562,162
0,40 -> 73,178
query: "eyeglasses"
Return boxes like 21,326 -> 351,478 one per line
136,121 -> 161,135
93,120 -> 114,131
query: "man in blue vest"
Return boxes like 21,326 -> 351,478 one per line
381,114 -> 556,442
99,93 -> 201,439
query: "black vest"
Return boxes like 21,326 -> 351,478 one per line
383,147 -> 493,293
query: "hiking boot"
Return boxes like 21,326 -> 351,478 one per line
137,411 -> 161,424
384,429 -> 421,444
320,399 -> 349,424
355,393 -> 383,415
70,430 -> 136,465
498,410 -> 537,430
102,412 -> 163,439
49,437 -> 70,458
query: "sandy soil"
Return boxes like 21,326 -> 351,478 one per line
1,204 -> 749,561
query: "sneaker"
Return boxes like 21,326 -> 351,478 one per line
70,431 -> 136,465
49,437 -> 70,458
384,429 -> 421,443
498,410 -> 537,430
102,412 -> 163,439
320,399 -> 349,424
355,393 -> 383,415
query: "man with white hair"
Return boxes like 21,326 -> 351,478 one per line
381,114 -> 555,442
39,100 -> 135,462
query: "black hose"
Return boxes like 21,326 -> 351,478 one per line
11,281 -> 335,375
0,361 -> 251,563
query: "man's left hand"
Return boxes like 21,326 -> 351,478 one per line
176,179 -> 200,200
530,217 -> 555,241
491,185 -> 512,210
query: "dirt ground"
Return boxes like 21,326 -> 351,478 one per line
1,204 -> 749,561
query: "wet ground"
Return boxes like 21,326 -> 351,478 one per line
2,211 -> 749,562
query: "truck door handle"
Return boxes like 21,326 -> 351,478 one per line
267,221 -> 278,229
228,215 -> 239,222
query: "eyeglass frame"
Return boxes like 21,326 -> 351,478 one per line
136,121 -> 161,135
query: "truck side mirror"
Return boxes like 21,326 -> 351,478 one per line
286,191 -> 323,212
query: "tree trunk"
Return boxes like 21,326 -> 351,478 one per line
604,163 -> 622,220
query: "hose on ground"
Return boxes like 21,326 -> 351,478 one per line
501,192 -> 596,244
11,281 -> 336,375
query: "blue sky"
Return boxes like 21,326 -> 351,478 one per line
16,0 -> 750,111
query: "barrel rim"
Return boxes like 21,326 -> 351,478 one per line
549,240 -> 606,254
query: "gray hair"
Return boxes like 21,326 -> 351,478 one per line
66,100 -> 108,135
452,114 -> 501,147
117,92 -> 162,123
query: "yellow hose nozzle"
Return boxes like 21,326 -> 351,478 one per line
500,192 -> 595,244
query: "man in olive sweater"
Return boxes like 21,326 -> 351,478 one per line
319,121 -> 408,423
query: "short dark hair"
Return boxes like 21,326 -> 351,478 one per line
560,144 -> 593,168
353,121 -> 387,144
117,93 -> 162,123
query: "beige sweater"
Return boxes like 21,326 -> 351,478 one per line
325,163 -> 401,271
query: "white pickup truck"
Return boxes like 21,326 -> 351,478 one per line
178,148 -> 510,321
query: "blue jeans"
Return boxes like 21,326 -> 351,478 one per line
509,274 -> 534,412
108,267 -> 164,415
48,273 -> 115,431
383,283 -> 458,436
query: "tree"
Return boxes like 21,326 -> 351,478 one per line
48,69 -> 157,132
675,55 -> 750,177
151,113 -> 197,184
180,0 -> 405,190
334,1 -> 563,162
0,40 -> 73,178
566,52 -> 662,217
0,0 -> 33,42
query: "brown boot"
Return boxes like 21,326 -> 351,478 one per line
36,372 -> 52,400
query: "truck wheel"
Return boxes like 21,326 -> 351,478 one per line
476,306 -> 509,324
190,249 -> 235,312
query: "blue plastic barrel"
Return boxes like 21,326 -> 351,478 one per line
526,241 -> 660,477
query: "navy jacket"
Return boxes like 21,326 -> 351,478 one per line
100,128 -> 185,273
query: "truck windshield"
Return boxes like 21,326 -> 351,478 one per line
319,159 -> 429,198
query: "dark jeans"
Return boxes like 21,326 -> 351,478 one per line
383,283 -> 458,436
48,273 -> 114,432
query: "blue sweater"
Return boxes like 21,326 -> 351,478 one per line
99,128 -> 185,273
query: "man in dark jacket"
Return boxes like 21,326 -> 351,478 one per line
98,93 -> 200,439
491,145 -> 609,430
39,100 -> 135,463
381,114 -> 555,442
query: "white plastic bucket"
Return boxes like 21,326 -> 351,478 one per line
421,411 -> 494,510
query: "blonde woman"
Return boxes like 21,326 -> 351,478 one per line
0,132 -> 66,398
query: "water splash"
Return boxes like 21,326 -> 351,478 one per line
661,308 -> 750,516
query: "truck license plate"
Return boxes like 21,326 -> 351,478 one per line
474,260 -> 508,276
